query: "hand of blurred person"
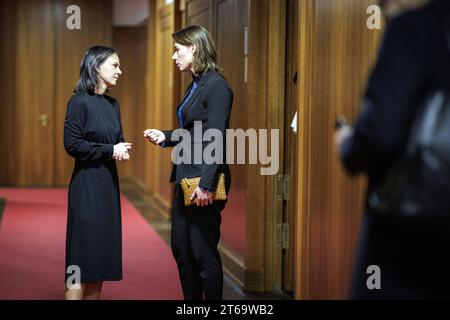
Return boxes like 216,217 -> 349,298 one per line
334,125 -> 354,153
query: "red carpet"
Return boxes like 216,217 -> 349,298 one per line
0,188 -> 182,300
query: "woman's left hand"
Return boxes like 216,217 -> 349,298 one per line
190,187 -> 213,207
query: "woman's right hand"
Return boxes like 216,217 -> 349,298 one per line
113,142 -> 132,161
143,129 -> 166,145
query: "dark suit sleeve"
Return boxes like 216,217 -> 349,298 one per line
161,130 -> 179,147
340,12 -> 435,174
64,95 -> 114,161
199,79 -> 233,190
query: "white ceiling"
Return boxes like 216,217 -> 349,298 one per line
113,0 -> 148,26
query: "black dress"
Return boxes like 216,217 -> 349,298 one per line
64,91 -> 124,283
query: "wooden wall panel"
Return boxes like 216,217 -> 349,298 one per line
215,0 -> 248,259
143,0 -> 176,218
20,0 -> 56,185
241,0 -> 269,291
283,0 -> 299,293
182,0 -> 213,89
53,0 -> 113,185
158,5 -> 176,204
145,0 -> 159,195
0,0 -> 113,186
296,0 -> 382,299
0,1 -> 18,184
133,27 -> 149,180
113,26 -> 147,180
0,0 -> 55,185
186,0 -> 213,31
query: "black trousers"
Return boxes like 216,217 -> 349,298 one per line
171,185 -> 225,300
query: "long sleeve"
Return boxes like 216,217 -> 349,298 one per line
199,79 -> 233,190
340,11 -> 436,175
115,100 -> 125,144
64,95 -> 114,161
160,130 -> 179,147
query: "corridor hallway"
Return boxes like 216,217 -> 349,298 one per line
0,188 -> 182,299
119,178 -> 291,300
0,0 -> 387,299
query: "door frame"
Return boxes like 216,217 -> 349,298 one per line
246,0 -> 292,293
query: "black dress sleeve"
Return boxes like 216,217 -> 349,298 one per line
64,95 -> 114,161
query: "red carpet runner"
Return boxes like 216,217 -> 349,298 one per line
0,188 -> 182,300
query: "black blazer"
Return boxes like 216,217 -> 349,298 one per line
161,70 -> 233,192
340,0 -> 450,200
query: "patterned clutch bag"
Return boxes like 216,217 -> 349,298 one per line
180,173 -> 227,206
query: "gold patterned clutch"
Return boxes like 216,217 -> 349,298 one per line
180,173 -> 227,206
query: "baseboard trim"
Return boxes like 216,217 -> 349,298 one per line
121,176 -> 171,221
219,243 -> 245,287
151,193 -> 171,221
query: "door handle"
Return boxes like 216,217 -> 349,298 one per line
39,114 -> 48,127
244,27 -> 248,83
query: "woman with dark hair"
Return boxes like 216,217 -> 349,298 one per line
64,46 -> 132,300
144,25 -> 233,300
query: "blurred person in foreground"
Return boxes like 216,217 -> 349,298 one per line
335,0 -> 450,299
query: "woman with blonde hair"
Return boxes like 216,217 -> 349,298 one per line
144,25 -> 232,300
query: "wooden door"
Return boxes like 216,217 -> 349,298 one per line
295,0 -> 381,299
113,25 -> 148,180
215,0 -> 249,261
0,0 -> 18,184
183,0 -> 214,89
155,0 -> 176,209
0,0 -> 55,185
0,0 -> 112,186
281,0 -> 299,295
53,0 -> 113,185
183,0 -> 249,280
